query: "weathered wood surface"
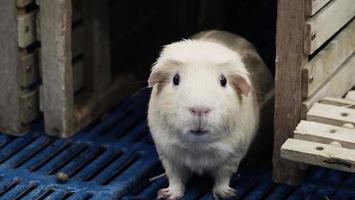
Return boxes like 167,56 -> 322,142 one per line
295,120 -> 355,149
307,103 -> 355,127
20,90 -> 40,124
304,0 -> 355,54
302,54 -> 355,113
40,0 -> 74,137
305,0 -> 331,16
0,0 -> 24,134
18,50 -> 39,87
40,0 -> 131,138
345,90 -> 355,101
320,97 -> 355,109
302,19 -> 355,98
18,11 -> 36,48
0,0 -> 40,135
281,138 -> 355,173
273,0 -> 307,185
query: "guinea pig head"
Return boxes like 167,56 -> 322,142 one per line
148,40 -> 251,143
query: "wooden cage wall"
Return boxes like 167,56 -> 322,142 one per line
273,0 -> 355,185
0,0 -> 40,134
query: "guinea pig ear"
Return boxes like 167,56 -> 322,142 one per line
148,60 -> 181,87
148,65 -> 170,87
229,73 -> 251,97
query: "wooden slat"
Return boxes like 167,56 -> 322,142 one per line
304,0 -> 355,54
273,0 -> 307,185
295,120 -> 355,149
305,0 -> 331,16
19,50 -> 39,87
0,0 -> 28,134
20,90 -> 40,124
320,97 -> 355,108
345,90 -> 355,101
307,103 -> 355,127
302,19 -> 355,98
17,11 -> 36,48
41,0 -> 117,138
281,138 -> 355,173
40,0 -> 74,137
302,54 -> 355,113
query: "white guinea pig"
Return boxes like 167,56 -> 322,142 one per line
147,30 -> 273,200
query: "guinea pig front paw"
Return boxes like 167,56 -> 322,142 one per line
212,185 -> 238,200
157,187 -> 184,200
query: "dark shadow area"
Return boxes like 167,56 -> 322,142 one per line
109,0 -> 277,86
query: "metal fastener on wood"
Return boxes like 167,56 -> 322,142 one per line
309,75 -> 314,83
311,32 -> 317,41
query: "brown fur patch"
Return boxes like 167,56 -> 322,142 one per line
228,73 -> 251,98
148,60 -> 183,95
148,68 -> 170,94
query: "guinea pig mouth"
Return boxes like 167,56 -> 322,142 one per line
190,129 -> 208,136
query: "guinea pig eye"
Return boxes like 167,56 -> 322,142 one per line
220,74 -> 227,87
173,74 -> 180,86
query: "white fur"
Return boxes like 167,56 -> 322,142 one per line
148,34 -> 260,200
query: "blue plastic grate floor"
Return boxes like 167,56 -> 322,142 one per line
0,89 -> 354,200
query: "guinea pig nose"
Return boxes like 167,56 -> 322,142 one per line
189,107 -> 211,117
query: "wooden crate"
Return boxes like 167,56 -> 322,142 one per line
281,95 -> 355,173
39,0 -> 139,138
273,0 -> 355,185
0,0 -> 40,135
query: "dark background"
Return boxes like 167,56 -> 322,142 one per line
109,0 -> 277,86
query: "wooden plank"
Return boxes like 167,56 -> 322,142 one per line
305,0 -> 331,16
320,97 -> 355,108
18,11 -> 37,48
307,103 -> 355,127
0,0 -> 28,135
295,120 -> 355,149
345,90 -> 355,101
304,0 -> 355,54
302,19 -> 355,98
41,0 -> 116,138
40,0 -> 74,137
302,54 -> 355,113
18,50 -> 39,87
273,0 -> 307,185
281,138 -> 355,173
20,90 -> 40,124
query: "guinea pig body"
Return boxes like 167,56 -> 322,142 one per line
148,30 -> 273,200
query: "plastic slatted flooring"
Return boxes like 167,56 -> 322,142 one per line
0,89 -> 354,200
